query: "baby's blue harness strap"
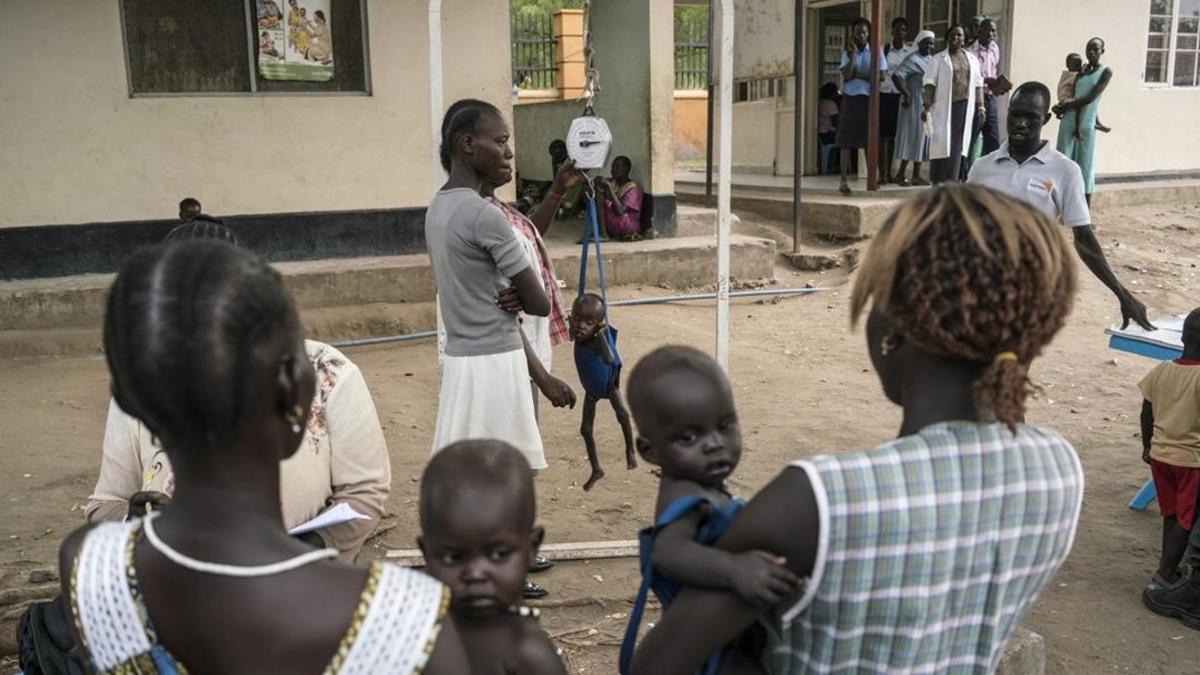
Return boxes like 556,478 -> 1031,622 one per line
618,495 -> 719,675
575,192 -> 621,399
578,195 -> 608,308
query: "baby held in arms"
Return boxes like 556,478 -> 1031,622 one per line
418,440 -> 566,675
619,346 -> 800,674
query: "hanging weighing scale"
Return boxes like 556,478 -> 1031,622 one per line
565,113 -> 613,170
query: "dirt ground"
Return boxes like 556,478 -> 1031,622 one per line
2,198 -> 1199,673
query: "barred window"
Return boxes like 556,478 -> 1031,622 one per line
1145,0 -> 1200,87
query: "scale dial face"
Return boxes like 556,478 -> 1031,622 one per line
566,116 -> 613,170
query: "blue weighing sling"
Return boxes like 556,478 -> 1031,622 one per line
575,195 -> 622,399
618,494 -> 745,675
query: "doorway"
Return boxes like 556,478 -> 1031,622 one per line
812,2 -> 861,176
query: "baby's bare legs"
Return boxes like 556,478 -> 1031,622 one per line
609,387 -> 637,471
580,396 -> 605,491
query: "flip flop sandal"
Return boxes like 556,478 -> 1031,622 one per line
529,556 -> 554,574
523,581 -> 550,599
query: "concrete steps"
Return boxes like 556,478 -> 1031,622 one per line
675,179 -> 898,239
0,234 -> 776,357
675,175 -> 1200,240
1089,179 -> 1200,210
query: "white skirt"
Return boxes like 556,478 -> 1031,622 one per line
432,348 -> 547,470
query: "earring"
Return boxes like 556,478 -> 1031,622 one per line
284,405 -> 304,434
880,332 -> 898,357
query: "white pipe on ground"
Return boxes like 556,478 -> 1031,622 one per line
716,0 -> 734,370
428,0 -> 444,195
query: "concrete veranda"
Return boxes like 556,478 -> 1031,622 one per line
675,169 -> 1200,239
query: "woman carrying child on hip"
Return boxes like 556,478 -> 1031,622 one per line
1053,38 -> 1113,204
630,185 -> 1084,674
425,99 -> 552,471
1054,51 -> 1111,138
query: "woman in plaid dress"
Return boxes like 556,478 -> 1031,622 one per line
631,184 -> 1084,674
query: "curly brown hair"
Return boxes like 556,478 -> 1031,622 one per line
850,184 -> 1078,427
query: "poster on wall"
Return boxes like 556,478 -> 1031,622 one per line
256,0 -> 334,82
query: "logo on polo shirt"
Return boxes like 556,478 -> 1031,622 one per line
1028,178 -> 1054,194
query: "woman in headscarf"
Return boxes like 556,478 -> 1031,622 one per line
891,30 -> 936,186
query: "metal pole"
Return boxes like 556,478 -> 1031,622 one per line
428,0 -> 445,364
705,0 -> 716,207
716,0 -> 734,371
612,286 -> 823,307
428,0 -> 444,196
866,0 -> 882,191
330,288 -> 828,350
792,0 -> 804,254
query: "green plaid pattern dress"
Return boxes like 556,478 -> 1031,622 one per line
765,421 -> 1083,674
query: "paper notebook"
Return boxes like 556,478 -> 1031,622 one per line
288,502 -> 370,536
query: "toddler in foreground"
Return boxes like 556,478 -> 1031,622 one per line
619,346 -> 800,674
419,440 -> 566,674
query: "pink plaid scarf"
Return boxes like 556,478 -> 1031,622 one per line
487,197 -> 569,346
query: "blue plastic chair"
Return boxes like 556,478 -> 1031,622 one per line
820,143 -> 836,175
1129,478 -> 1157,511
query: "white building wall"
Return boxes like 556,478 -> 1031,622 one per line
734,0 -> 794,80
999,0 -> 1198,176
0,0 -> 513,228
721,0 -> 1199,178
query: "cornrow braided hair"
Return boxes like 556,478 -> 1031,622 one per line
164,219 -> 240,246
103,240 -> 301,451
850,184 -> 1077,428
439,98 -> 501,173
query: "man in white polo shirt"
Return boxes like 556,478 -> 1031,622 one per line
969,81 -> 1153,330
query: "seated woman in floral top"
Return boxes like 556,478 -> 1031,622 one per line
60,239 -> 464,674
86,221 -> 391,561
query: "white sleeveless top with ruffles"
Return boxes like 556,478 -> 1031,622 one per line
68,519 -> 448,674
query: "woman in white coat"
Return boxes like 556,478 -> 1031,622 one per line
922,25 -> 986,184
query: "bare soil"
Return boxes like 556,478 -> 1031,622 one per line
2,200 -> 1199,673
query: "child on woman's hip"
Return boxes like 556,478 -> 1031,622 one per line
619,346 -> 799,674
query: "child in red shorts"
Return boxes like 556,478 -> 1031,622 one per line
1139,307 -> 1200,591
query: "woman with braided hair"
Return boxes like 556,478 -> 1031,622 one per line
85,220 -> 393,561
630,184 -> 1085,674
57,240 -> 468,673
